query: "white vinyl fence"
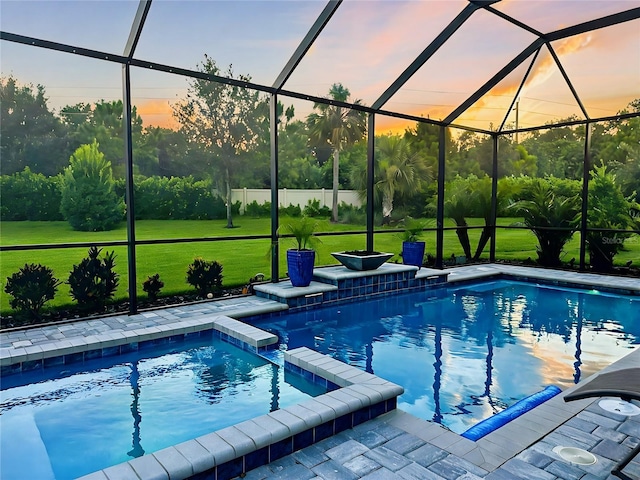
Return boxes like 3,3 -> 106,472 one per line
231,188 -> 362,214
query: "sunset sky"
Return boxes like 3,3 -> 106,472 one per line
1,0 -> 639,134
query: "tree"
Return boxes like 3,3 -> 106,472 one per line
0,76 -> 71,176
521,121 -> 584,179
278,120 -> 324,189
447,131 -> 485,180
307,83 -> 367,222
173,55 -> 268,228
470,176 -> 518,260
60,141 -> 125,231
442,176 -> 474,259
351,134 -> 431,221
61,100 -> 155,178
142,126 -> 195,178
509,179 -> 581,267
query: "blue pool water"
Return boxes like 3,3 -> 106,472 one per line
256,280 -> 639,434
0,336 -> 324,480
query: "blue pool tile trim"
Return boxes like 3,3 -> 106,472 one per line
254,264 -> 449,309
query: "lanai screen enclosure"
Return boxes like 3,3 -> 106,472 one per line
1,0 -> 639,317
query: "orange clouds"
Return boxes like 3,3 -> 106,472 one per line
135,99 -> 179,130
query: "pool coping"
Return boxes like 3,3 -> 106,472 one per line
77,347 -> 404,480
0,314 -> 280,375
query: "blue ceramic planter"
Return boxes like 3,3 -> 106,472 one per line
402,241 -> 425,268
287,249 -> 316,287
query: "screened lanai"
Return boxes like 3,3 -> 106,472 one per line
1,0 -> 639,319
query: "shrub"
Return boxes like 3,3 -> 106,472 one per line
142,273 -> 164,300
303,199 -> 331,217
186,258 -> 223,297
338,202 -> 365,225
279,203 -> 302,217
68,246 -> 119,309
0,168 -> 64,221
4,263 -> 61,318
60,141 -> 125,231
245,200 -> 271,218
586,164 -> 635,271
509,179 -> 581,267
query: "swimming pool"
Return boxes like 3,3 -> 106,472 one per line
256,279 -> 639,434
0,335 -> 324,480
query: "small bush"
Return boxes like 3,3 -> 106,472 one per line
303,199 -> 331,217
4,263 -> 61,318
338,202 -> 365,225
68,246 -> 119,310
142,273 -> 164,300
245,200 -> 271,218
186,258 -> 223,297
279,204 -> 302,217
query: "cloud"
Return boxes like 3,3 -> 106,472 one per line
135,99 -> 178,130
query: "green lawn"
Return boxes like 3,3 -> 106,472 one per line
1,217 -> 639,315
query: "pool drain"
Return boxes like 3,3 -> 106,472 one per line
598,398 -> 640,416
552,446 -> 597,465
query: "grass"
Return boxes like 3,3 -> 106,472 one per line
1,217 -> 639,315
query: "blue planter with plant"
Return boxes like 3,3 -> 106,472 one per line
279,216 -> 319,287
400,217 -> 426,268
287,249 -> 316,287
402,241 -> 426,267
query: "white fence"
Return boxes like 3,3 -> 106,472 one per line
231,188 -> 362,214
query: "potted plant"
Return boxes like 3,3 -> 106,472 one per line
279,216 -> 319,287
399,217 -> 426,268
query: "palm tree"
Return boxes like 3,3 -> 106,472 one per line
469,176 -> 517,261
442,176 -> 474,259
307,83 -> 366,222
352,134 -> 430,222
509,179 -> 581,267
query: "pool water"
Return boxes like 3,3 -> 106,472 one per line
0,336 -> 324,480
256,280 -> 639,434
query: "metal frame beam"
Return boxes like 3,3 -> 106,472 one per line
435,127 -> 446,268
124,0 -> 152,58
498,48 -> 540,132
270,95 -> 280,282
444,39 -> 544,124
547,43 -> 589,119
122,64 -> 137,314
579,122 -> 592,270
489,134 -> 499,263
0,31 -> 499,137
366,115 -> 375,251
273,0 -> 341,91
372,2 -> 482,110
546,7 -> 640,42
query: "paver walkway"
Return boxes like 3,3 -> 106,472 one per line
238,401 -> 640,480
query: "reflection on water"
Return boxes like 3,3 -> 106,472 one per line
0,337 -> 321,480
260,280 -> 639,433
127,362 -> 144,458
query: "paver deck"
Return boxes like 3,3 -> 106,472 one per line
1,264 -> 639,480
